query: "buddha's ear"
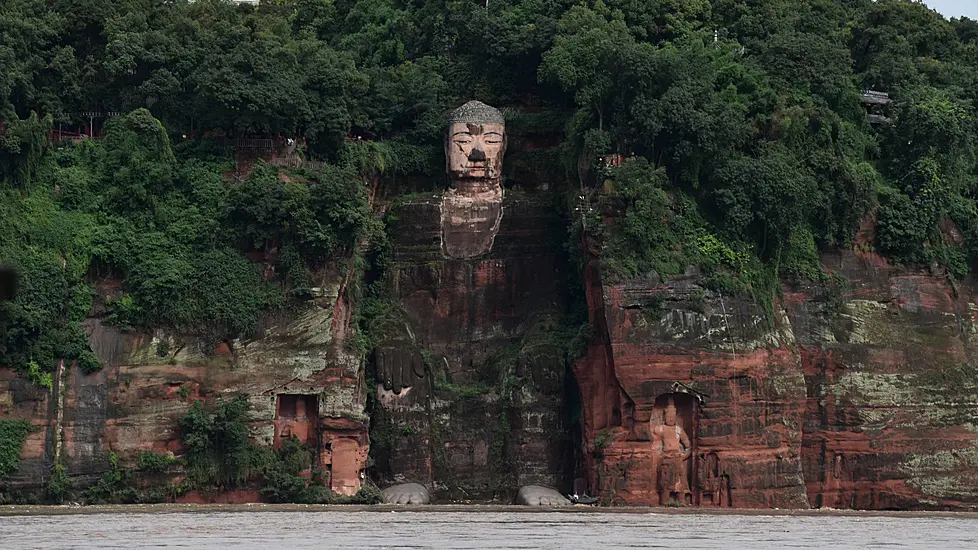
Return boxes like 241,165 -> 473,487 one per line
0,265 -> 17,302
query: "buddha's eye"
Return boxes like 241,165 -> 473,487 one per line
484,138 -> 502,145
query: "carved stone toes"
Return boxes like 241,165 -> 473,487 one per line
516,485 -> 570,507
383,483 -> 430,505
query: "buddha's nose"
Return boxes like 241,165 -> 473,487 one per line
468,148 -> 486,161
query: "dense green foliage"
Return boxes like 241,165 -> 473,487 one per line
582,0 -> 978,285
179,396 -> 382,504
0,107 -> 374,382
180,396 -> 256,487
0,418 -> 32,481
85,451 -> 158,504
3,0 -> 978,381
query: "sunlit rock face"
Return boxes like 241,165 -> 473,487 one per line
572,219 -> 978,510
787,245 -> 978,511
441,101 -> 507,259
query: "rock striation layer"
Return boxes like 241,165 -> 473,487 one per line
1,268 -> 371,499
574,259 -> 809,508
789,248 -> 978,510
6,209 -> 978,509
571,235 -> 978,510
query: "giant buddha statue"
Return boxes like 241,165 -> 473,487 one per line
440,100 -> 507,258
381,101 -> 509,505
379,101 -> 567,506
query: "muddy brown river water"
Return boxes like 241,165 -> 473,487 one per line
2,506 -> 977,549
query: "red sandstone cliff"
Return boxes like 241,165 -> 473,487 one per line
571,236 -> 978,510
6,203 -> 978,510
574,258 -> 809,508
0,265 -> 371,499
790,248 -> 978,510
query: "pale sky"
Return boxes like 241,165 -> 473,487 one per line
926,0 -> 978,19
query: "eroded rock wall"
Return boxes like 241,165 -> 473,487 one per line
574,261 -> 810,508
371,194 -> 572,501
788,249 -> 978,510
7,205 -> 978,510
573,240 -> 978,510
1,273 -> 371,498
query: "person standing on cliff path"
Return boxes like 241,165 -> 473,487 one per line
652,396 -> 692,505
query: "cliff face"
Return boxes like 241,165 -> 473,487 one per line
1,268 -> 372,500
6,200 -> 978,510
370,194 -> 572,501
574,259 -> 809,508
789,248 -> 978,510
571,237 -> 978,510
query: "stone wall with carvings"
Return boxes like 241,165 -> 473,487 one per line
574,258 -> 809,508
370,193 -> 573,501
573,235 -> 978,510
1,267 -> 371,499
7,196 -> 978,509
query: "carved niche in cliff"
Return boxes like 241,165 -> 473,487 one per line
697,451 -> 730,508
273,393 -> 369,496
322,432 -> 370,496
649,393 -> 694,505
643,392 -> 731,507
441,100 -> 507,259
274,394 -> 319,448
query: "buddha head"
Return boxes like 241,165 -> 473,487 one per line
445,100 -> 507,182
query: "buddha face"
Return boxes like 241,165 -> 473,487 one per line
446,122 -> 506,181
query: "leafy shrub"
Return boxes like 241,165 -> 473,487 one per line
337,485 -> 384,504
0,419 -> 32,480
45,461 -> 71,504
137,451 -> 176,473
180,396 -> 255,488
85,452 -> 139,504
258,436 -> 330,504
600,158 -> 703,280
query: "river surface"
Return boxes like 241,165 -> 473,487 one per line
3,508 -> 977,549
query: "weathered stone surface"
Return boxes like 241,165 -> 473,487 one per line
441,183 -> 504,259
0,368 -> 54,486
372,194 -> 572,502
570,233 -> 978,510
787,248 -> 978,510
383,482 -> 430,505
2,271 -> 371,498
516,485 -> 570,506
574,260 -> 809,508
7,189 -> 978,510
